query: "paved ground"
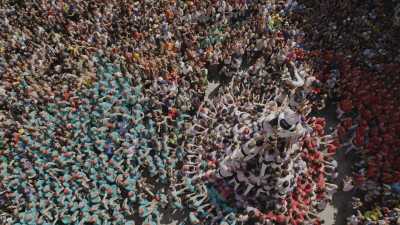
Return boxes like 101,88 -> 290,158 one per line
315,102 -> 354,225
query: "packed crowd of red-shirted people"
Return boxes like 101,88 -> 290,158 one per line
298,0 -> 400,223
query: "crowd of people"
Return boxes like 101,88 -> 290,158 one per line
299,0 -> 400,224
0,0 -> 398,224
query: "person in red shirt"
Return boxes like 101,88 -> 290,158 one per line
353,134 -> 364,148
313,123 -> 325,136
291,212 -> 305,225
316,173 -> 326,190
326,142 -> 339,154
342,117 -> 353,130
314,117 -> 326,128
275,213 -> 288,224
335,124 -> 346,141
366,166 -> 378,180
355,121 -> 368,139
337,98 -> 352,119
168,107 -> 178,119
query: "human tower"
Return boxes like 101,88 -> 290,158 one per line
180,61 -> 337,224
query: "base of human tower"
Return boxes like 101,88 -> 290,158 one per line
178,76 -> 338,224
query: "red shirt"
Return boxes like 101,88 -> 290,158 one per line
303,197 -> 311,206
316,191 -> 325,200
367,169 -> 378,180
342,118 -> 353,130
315,117 -> 326,127
168,108 -> 178,119
369,94 -> 380,105
275,214 -> 287,224
361,109 -> 373,121
291,199 -> 299,212
317,174 -> 326,190
353,134 -> 364,147
314,124 -> 324,136
304,183 -> 313,194
340,99 -> 353,112
305,138 -> 318,150
383,133 -> 394,144
327,143 -> 338,154
356,126 -> 367,138
370,134 -> 381,145
309,151 -> 322,161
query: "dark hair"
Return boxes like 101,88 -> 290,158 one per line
256,139 -> 264,146
282,181 -> 289,188
279,119 -> 291,130
270,117 -> 279,127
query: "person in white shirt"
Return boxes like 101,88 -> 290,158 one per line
343,176 -> 354,192
347,215 -> 360,225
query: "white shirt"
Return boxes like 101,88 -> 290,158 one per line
264,152 -> 276,162
343,180 -> 354,192
294,159 -> 306,172
348,215 -> 359,225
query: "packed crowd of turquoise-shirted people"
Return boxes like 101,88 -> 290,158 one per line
1,57 -> 190,224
